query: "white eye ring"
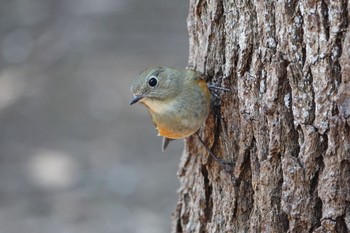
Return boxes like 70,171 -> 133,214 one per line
148,76 -> 158,87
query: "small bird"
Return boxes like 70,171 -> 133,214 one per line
130,66 -> 211,150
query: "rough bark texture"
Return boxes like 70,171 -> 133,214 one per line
172,0 -> 350,232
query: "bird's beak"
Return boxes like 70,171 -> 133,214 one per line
130,95 -> 144,105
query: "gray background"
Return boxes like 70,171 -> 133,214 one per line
0,0 -> 188,232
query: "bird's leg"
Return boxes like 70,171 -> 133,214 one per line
195,132 -> 233,173
208,85 -> 231,99
207,84 -> 231,92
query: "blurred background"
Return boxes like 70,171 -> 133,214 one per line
0,0 -> 188,232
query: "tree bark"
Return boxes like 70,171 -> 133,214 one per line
172,0 -> 350,232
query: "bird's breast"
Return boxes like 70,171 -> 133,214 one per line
142,81 -> 210,139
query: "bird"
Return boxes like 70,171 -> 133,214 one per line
130,66 -> 211,151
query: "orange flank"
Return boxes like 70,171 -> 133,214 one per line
157,124 -> 185,139
197,79 -> 211,99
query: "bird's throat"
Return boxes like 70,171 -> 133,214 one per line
142,98 -> 175,114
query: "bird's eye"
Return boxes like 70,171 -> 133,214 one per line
148,76 -> 158,87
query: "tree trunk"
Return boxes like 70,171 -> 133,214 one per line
172,0 -> 350,232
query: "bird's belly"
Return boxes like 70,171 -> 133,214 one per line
154,112 -> 206,139
150,106 -> 208,139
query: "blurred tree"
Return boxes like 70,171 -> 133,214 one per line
172,0 -> 350,232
